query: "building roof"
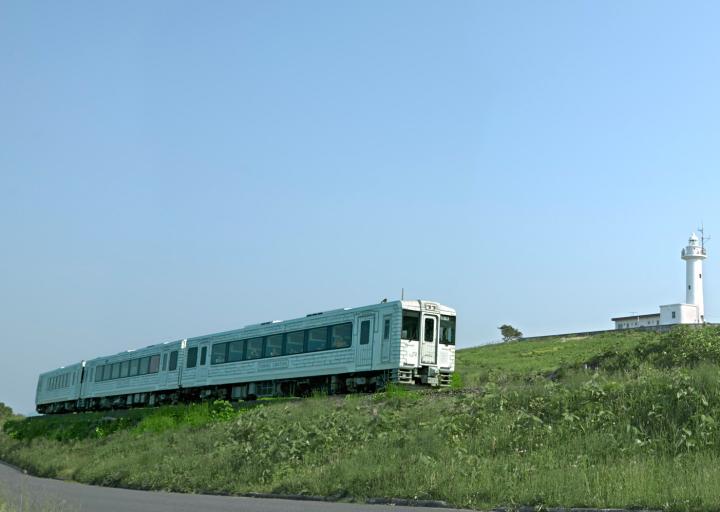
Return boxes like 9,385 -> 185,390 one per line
611,313 -> 660,321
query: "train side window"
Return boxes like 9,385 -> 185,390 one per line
360,321 -> 370,345
111,363 -> 121,380
186,347 -> 198,368
440,315 -> 456,345
245,337 -> 264,360
168,351 -> 178,371
383,318 -> 390,340
228,340 -> 244,362
149,354 -> 161,373
120,361 -> 130,378
307,327 -> 328,352
401,310 -> 420,341
265,334 -> 283,357
95,367 -> 102,382
129,359 -> 139,377
139,357 -> 150,375
200,346 -> 207,365
332,323 -> 353,348
162,353 -> 168,371
211,343 -> 227,365
285,331 -> 305,355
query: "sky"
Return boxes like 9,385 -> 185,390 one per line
2,1 -> 720,414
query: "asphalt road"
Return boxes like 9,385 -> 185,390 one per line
0,461 -> 473,512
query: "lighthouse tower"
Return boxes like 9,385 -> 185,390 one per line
682,232 -> 707,323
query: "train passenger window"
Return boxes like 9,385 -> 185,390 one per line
168,351 -> 178,371
211,343 -> 227,365
307,327 -> 328,352
111,363 -> 120,380
332,323 -> 353,348
401,311 -> 420,341
162,354 -> 167,371
383,319 -> 390,340
120,361 -> 130,378
265,335 -> 283,357
139,357 -> 150,375
149,355 -> 160,373
440,316 -> 456,345
186,347 -> 198,368
246,337 -> 264,360
359,321 -> 370,345
200,346 -> 207,365
285,331 -> 305,355
424,317 -> 436,342
94,368 -> 101,382
129,359 -> 139,377
228,341 -> 244,362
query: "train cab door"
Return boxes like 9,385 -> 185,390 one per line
355,316 -> 374,370
420,314 -> 438,365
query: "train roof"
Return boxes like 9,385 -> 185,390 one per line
40,299 -> 456,371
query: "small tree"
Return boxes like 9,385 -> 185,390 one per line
0,402 -> 13,419
499,324 -> 523,342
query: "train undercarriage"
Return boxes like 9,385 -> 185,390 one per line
36,367 -> 452,414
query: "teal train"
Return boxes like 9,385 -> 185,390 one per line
35,299 -> 456,414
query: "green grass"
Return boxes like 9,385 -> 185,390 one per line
4,326 -> 720,510
455,329 -> 654,386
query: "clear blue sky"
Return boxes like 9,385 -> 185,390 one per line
2,1 -> 719,414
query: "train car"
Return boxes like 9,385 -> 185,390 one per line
77,339 -> 184,411
35,299 -> 456,413
35,362 -> 85,414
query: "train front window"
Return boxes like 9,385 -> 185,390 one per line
440,315 -> 456,345
401,310 -> 420,341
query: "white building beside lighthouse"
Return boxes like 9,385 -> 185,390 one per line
612,232 -> 708,329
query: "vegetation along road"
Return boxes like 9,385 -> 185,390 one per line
5,326 -> 720,510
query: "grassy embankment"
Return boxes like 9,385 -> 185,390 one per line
4,327 -> 720,510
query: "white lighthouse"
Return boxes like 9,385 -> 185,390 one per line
612,230 -> 709,329
682,232 -> 707,322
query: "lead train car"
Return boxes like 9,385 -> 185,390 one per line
35,300 -> 456,414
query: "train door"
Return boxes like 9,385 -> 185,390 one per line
381,314 -> 392,363
356,316 -> 374,369
420,314 -> 438,365
195,344 -> 210,383
160,348 -> 174,388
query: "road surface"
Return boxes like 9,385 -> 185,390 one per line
0,461 -> 472,512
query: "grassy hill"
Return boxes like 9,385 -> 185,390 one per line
4,326 -> 720,511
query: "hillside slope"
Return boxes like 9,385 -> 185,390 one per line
3,326 -> 720,511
